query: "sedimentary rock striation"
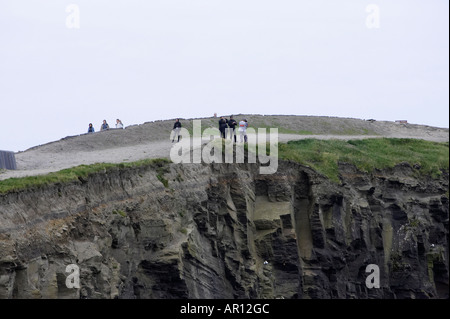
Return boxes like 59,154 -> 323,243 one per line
0,159 -> 448,299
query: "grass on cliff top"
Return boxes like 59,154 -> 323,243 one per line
279,138 -> 449,183
1,138 -> 448,193
0,158 -> 170,194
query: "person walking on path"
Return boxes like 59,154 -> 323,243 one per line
219,116 -> 228,139
172,118 -> 182,142
87,123 -> 95,133
100,120 -> 109,131
228,115 -> 237,143
238,119 -> 248,143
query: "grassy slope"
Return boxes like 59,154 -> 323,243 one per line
0,139 -> 448,193
0,158 -> 170,194
279,138 -> 449,182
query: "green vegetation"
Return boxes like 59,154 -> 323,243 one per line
156,173 -> 169,188
390,251 -> 409,272
155,161 -> 170,188
174,173 -> 184,182
407,217 -> 421,229
278,138 -> 449,183
1,138 -> 448,193
0,158 -> 171,194
112,209 -> 127,217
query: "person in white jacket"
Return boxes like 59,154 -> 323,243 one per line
238,119 -> 248,143
115,119 -> 124,129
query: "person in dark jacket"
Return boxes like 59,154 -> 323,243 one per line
172,118 -> 182,142
100,120 -> 109,131
227,115 -> 237,142
218,116 -> 228,139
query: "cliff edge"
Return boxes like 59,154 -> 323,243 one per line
0,158 -> 448,298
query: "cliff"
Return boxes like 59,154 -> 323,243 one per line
0,158 -> 448,299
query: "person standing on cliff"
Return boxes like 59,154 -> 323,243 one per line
219,116 -> 228,139
228,115 -> 237,143
87,123 -> 95,133
238,119 -> 248,143
100,120 -> 109,131
172,118 -> 182,142
115,119 -> 124,129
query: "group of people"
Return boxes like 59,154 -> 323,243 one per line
171,116 -> 249,143
88,119 -> 124,133
219,115 -> 248,143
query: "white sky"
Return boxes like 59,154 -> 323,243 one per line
1,0 -> 449,152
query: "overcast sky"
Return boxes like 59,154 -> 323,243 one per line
1,0 -> 448,152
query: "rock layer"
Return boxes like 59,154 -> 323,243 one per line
0,160 -> 448,299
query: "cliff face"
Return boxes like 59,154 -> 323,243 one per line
0,160 -> 448,299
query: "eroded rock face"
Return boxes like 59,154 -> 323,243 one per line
0,161 -> 448,299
